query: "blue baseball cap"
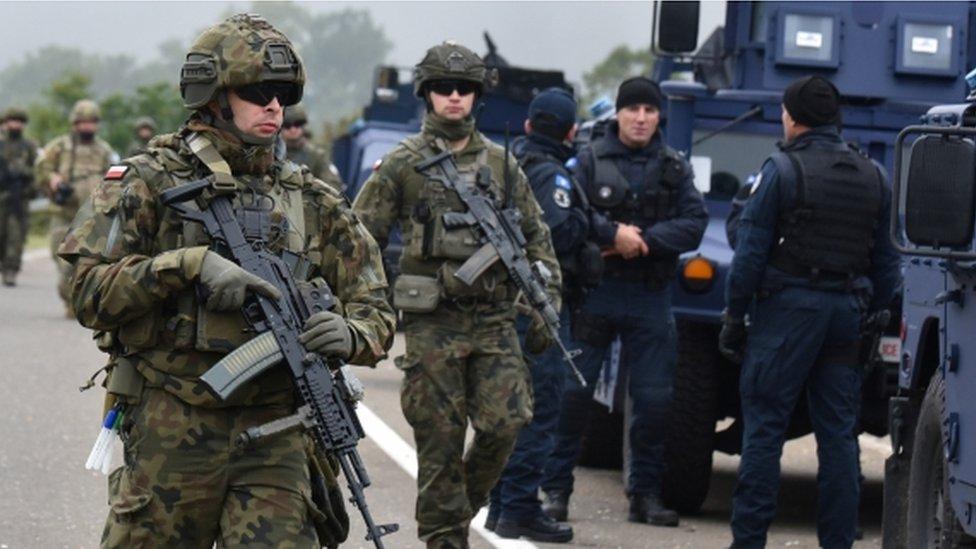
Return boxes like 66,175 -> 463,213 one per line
528,87 -> 577,136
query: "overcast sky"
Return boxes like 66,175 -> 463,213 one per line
0,1 -> 725,87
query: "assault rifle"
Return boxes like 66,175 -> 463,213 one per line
160,179 -> 397,548
414,150 -> 586,387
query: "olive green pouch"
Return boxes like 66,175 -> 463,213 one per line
392,275 -> 441,313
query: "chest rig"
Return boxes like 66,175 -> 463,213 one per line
402,136 -> 514,302
585,140 -> 683,228
769,140 -> 884,279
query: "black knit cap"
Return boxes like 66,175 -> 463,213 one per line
615,76 -> 663,112
783,75 -> 841,128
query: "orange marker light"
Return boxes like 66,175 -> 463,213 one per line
683,256 -> 714,281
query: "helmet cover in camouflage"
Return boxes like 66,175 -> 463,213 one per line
283,104 -> 308,126
180,13 -> 306,109
413,40 -> 487,97
133,116 -> 157,132
2,107 -> 28,123
70,99 -> 101,123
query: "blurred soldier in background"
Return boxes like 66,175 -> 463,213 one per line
283,104 -> 344,192
125,116 -> 157,157
34,98 -> 115,313
0,107 -> 37,286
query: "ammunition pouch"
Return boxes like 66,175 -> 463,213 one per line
392,275 -> 441,313
438,261 -> 509,302
571,310 -> 614,347
116,311 -> 162,350
194,302 -> 252,355
406,205 -> 481,261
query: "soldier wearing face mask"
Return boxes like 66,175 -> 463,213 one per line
35,98 -> 116,314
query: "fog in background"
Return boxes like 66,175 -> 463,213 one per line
0,1 -> 724,90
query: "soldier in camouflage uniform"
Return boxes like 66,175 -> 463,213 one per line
125,116 -> 157,158
58,14 -> 395,548
282,104 -> 344,192
35,99 -> 115,311
0,107 -> 38,286
353,41 -> 562,549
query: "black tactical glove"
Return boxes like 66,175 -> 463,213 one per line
718,310 -> 747,364
300,310 -> 354,360
198,251 -> 281,311
524,313 -> 555,355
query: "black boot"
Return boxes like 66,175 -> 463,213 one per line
541,490 -> 569,522
628,493 -> 679,527
2,269 -> 15,287
484,506 -> 499,532
495,513 -> 573,543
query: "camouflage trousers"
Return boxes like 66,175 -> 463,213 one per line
49,207 -> 75,306
0,190 -> 27,272
398,303 -> 534,548
102,387 -> 324,548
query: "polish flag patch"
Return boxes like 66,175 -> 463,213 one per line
104,165 -> 128,180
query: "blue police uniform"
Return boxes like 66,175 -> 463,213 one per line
726,127 -> 900,548
541,122 -> 708,509
487,131 -> 597,529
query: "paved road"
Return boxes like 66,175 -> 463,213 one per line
0,252 -> 889,548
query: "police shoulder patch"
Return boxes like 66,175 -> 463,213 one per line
564,156 -> 578,170
553,187 -> 571,209
104,165 -> 128,180
554,174 -> 572,190
749,172 -> 763,195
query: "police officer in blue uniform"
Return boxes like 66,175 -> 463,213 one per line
540,76 -> 708,527
720,76 -> 901,549
486,87 -> 608,543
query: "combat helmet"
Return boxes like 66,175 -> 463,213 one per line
2,107 -> 28,123
70,99 -> 100,124
283,104 -> 308,126
180,13 -> 304,145
413,40 -> 491,98
133,116 -> 157,132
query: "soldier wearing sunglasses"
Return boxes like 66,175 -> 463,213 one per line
353,41 -> 561,549
58,13 -> 395,548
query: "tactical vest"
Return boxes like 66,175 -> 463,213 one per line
585,139 -> 685,288
399,135 -> 514,302
769,141 -> 884,279
518,149 -> 603,289
115,133 -> 320,365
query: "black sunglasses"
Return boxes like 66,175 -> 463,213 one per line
427,80 -> 480,97
235,82 -> 301,107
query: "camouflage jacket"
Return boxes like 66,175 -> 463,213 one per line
352,128 -> 561,310
286,139 -> 343,192
0,134 -> 37,194
58,129 -> 395,407
35,133 -> 115,206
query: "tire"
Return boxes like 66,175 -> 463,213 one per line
661,320 -> 720,514
906,373 -> 976,548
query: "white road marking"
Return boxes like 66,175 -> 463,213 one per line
358,404 -> 540,549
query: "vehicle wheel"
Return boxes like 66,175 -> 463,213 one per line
906,373 -> 976,548
661,320 -> 720,514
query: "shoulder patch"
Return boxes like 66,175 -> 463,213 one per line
564,156 -> 578,170
554,174 -> 572,190
553,187 -> 572,208
750,172 -> 763,195
104,165 -> 128,180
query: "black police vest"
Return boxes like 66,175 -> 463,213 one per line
585,140 -> 685,288
769,142 -> 883,278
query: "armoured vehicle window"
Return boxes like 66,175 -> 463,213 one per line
691,130 -> 780,200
